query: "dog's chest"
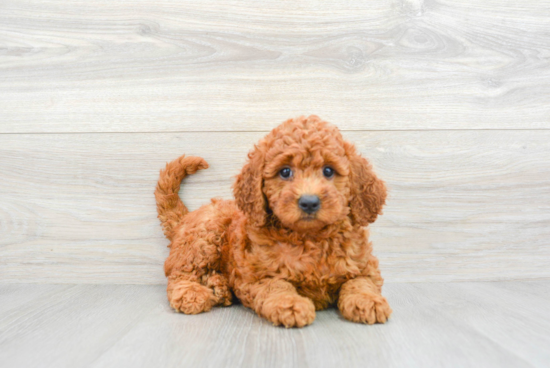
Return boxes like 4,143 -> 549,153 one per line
267,239 -> 363,308
273,240 -> 362,285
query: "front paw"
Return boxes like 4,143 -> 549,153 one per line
338,292 -> 392,324
259,294 -> 316,328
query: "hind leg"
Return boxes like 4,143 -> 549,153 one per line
167,272 -> 231,314
164,202 -> 233,314
167,276 -> 215,314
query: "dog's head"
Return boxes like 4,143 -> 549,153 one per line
233,115 -> 387,232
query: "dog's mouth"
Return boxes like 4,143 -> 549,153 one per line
299,215 -> 317,222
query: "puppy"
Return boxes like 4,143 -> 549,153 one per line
155,115 -> 391,327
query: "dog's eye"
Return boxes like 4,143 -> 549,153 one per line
322,166 -> 335,178
279,167 -> 293,179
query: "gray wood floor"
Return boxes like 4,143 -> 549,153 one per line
1,281 -> 549,368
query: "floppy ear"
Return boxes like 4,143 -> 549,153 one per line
233,147 -> 267,227
346,143 -> 387,226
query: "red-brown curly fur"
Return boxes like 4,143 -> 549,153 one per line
155,115 -> 391,327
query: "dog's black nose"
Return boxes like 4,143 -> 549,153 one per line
298,195 -> 321,214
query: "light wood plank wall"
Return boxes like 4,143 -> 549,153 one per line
1,0 -> 549,284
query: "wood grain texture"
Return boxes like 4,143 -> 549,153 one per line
0,284 -> 163,367
1,131 -> 549,284
1,282 -> 549,368
1,0 -> 550,132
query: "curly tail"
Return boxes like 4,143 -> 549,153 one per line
155,155 -> 208,241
